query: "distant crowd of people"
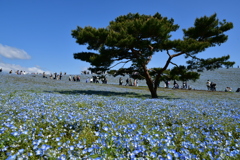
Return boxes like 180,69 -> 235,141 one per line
206,79 -> 240,92
68,75 -> 81,82
86,76 -> 108,84
1,67 -> 239,92
46,72 -> 67,80
119,77 -> 138,86
206,80 -> 217,91
8,70 -> 27,75
163,80 -> 192,90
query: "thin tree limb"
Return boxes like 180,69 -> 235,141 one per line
109,60 -> 131,69
170,61 -> 178,67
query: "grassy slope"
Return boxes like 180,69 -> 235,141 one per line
0,69 -> 239,101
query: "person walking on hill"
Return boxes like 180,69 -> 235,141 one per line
206,80 -> 211,90
125,78 -> 129,86
210,82 -> 216,91
119,77 -> 123,85
43,72 -> 46,78
59,72 -> 62,80
54,72 -> 57,79
77,75 -> 81,82
165,80 -> 169,88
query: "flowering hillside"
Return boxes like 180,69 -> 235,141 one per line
0,70 -> 239,159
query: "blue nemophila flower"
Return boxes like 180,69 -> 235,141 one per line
6,154 -> 16,160
150,152 -> 157,158
82,149 -> 88,154
69,145 -> 74,150
35,149 -> 43,156
58,154 -> 67,160
56,137 -> 61,141
33,145 -> 38,150
27,152 -> 33,156
18,149 -> 24,154
10,131 -> 19,136
41,144 -> 50,151
102,126 -> 109,132
88,147 -> 93,153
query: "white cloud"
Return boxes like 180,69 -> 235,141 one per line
0,44 -> 31,59
0,62 -> 51,74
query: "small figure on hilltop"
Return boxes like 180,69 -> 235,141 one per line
173,80 -> 179,89
119,77 -> 123,85
125,78 -> 129,86
173,80 -> 177,86
59,72 -> 62,80
0,68 -> 2,72
225,87 -> 232,92
182,81 -> 187,89
43,72 -> 47,78
206,80 -> 211,90
54,72 -> 57,79
9,70 -> 12,74
236,88 -> 240,92
134,79 -> 137,86
210,82 -> 216,91
77,75 -> 81,82
164,80 -> 169,88
104,77 -> 107,84
188,85 -> 192,90
173,83 -> 179,89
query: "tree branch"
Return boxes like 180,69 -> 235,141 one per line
109,60 -> 131,69
171,51 -> 184,58
150,50 -> 170,89
185,53 -> 201,60
170,61 -> 178,67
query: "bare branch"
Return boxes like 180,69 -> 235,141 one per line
120,60 -> 130,68
167,50 -> 171,57
170,61 -> 178,67
185,53 -> 201,60
171,52 -> 184,58
109,60 -> 131,69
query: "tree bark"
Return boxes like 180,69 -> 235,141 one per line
142,66 -> 158,98
145,78 -> 158,98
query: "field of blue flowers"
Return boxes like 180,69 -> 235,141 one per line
0,69 -> 239,159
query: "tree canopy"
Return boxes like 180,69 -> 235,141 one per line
72,12 -> 234,98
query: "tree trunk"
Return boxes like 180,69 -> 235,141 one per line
149,85 -> 158,98
145,74 -> 158,98
141,64 -> 159,98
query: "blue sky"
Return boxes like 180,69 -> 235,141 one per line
0,0 -> 239,74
